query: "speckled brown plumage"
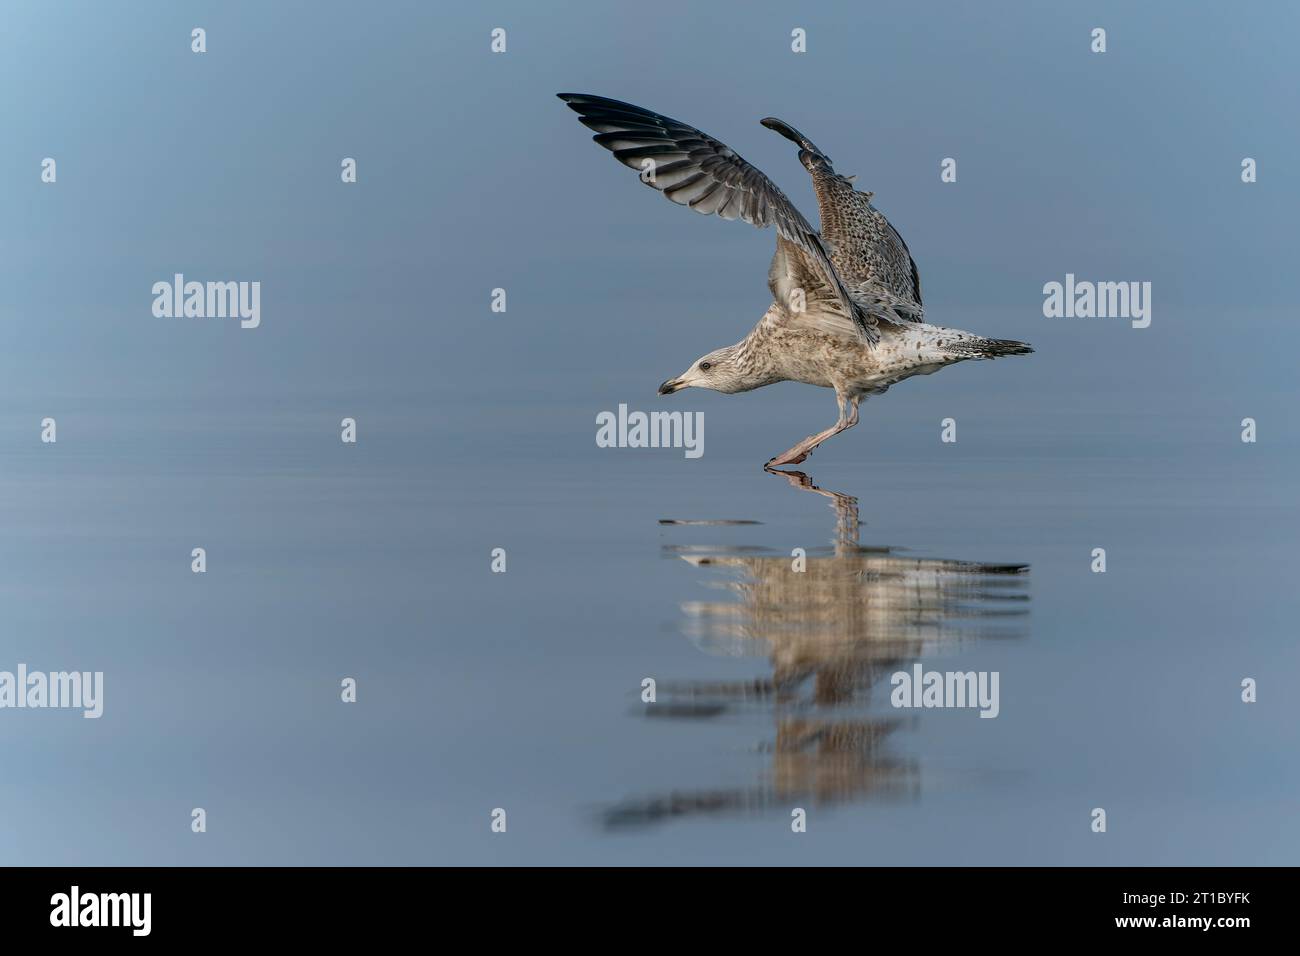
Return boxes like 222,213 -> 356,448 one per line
810,168 -> 924,326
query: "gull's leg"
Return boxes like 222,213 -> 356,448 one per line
766,393 -> 859,467
766,423 -> 842,467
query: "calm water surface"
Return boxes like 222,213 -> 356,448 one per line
4,354 -> 1296,865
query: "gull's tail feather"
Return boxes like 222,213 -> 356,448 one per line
944,336 -> 1034,359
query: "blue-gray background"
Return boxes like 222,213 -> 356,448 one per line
2,0 -> 1297,864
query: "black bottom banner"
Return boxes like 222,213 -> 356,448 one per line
0,866 -> 1271,941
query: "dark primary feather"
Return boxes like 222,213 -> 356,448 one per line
759,117 -> 830,162
557,93 -> 879,345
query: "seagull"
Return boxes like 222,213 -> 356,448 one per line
558,93 -> 1033,466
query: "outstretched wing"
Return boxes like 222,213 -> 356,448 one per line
762,117 -> 924,324
558,93 -> 879,344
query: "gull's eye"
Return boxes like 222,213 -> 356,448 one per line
699,361 -> 713,372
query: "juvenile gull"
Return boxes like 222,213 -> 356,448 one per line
558,93 -> 1033,466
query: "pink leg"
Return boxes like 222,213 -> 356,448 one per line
766,395 -> 859,466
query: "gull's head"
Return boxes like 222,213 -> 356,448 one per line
659,346 -> 745,396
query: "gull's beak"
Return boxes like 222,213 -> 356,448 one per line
658,378 -> 683,396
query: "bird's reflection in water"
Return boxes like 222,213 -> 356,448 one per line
603,468 -> 1029,829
